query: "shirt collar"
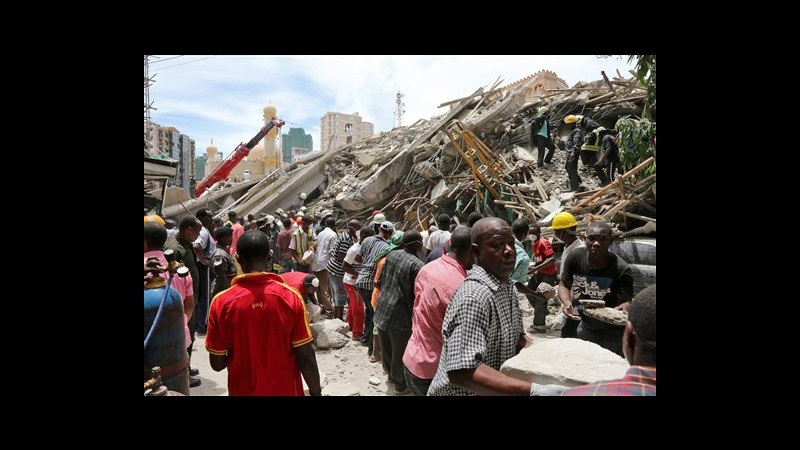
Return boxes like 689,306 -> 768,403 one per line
625,366 -> 657,385
231,272 -> 284,287
469,265 -> 510,292
439,254 -> 467,277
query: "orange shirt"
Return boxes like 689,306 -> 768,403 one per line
206,272 -> 312,396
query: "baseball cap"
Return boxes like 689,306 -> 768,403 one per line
380,221 -> 394,231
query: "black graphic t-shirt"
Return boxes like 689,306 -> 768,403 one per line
562,247 -> 633,331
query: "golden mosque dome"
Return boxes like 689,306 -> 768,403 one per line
249,141 -> 265,160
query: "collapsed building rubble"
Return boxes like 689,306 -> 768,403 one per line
165,70 -> 655,236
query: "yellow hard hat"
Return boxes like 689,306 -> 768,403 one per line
144,214 -> 165,226
551,211 -> 578,230
564,115 -> 578,124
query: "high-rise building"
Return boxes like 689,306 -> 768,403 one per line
148,123 -> 195,188
320,112 -> 374,152
281,128 -> 313,164
195,154 -> 206,181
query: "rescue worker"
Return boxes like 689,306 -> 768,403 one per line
580,123 -> 610,185
595,128 -> 620,183
529,106 -> 556,168
563,115 -> 584,192
550,211 -> 585,338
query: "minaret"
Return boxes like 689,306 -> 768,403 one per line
206,139 -> 218,161
262,102 -> 279,169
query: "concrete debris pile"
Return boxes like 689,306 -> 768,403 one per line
167,70 -> 654,237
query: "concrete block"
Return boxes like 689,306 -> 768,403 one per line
310,322 -> 348,349
323,318 -> 350,336
513,145 -> 536,162
357,153 -> 377,167
500,338 -> 628,387
431,178 -> 449,201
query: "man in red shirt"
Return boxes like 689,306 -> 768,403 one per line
526,223 -> 558,333
206,230 -> 321,396
528,223 -> 558,286
280,271 -> 322,322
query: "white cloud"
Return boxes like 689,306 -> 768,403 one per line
148,55 -> 636,158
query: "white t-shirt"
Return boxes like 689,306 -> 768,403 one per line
426,230 -> 451,251
313,227 -> 337,272
342,243 -> 361,285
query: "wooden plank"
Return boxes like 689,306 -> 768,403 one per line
569,196 -> 616,215
601,199 -> 631,221
577,157 -> 654,207
586,91 -> 616,105
546,88 -> 609,92
510,184 -> 538,222
619,211 -> 656,223
601,71 -> 617,97
604,95 -> 647,105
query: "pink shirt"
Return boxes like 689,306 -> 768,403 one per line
230,223 -> 246,257
144,250 -> 193,347
402,254 -> 467,380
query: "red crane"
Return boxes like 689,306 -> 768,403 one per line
195,118 -> 286,197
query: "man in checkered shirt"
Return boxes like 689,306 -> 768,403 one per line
428,217 -> 563,396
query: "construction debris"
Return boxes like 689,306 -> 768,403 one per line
166,70 -> 655,236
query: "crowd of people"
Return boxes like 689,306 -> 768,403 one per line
144,139 -> 655,397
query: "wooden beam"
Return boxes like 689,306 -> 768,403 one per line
604,95 -> 647,105
546,88 -> 609,92
601,71 -> 617,97
602,199 -> 631,221
586,91 -> 616,105
577,157 -> 654,207
618,211 -> 656,223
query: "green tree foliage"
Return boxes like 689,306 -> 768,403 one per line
628,55 -> 656,119
615,116 -> 655,179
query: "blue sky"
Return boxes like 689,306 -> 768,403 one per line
148,55 -> 636,158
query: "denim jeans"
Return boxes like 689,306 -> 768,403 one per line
356,288 -> 375,351
195,263 -> 210,333
328,274 -> 348,306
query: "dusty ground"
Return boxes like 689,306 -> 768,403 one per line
187,294 -> 559,396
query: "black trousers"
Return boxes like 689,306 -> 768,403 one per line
565,157 -> 582,190
534,135 -> 556,165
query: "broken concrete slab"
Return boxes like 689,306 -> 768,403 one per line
500,338 -> 628,387
323,318 -> 350,336
513,145 -> 536,162
310,322 -> 348,349
431,178 -> 449,202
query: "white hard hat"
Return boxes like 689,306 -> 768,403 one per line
299,192 -> 307,200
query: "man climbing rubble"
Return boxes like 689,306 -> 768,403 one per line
529,106 -> 556,168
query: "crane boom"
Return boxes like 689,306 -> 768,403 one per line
195,118 -> 285,197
